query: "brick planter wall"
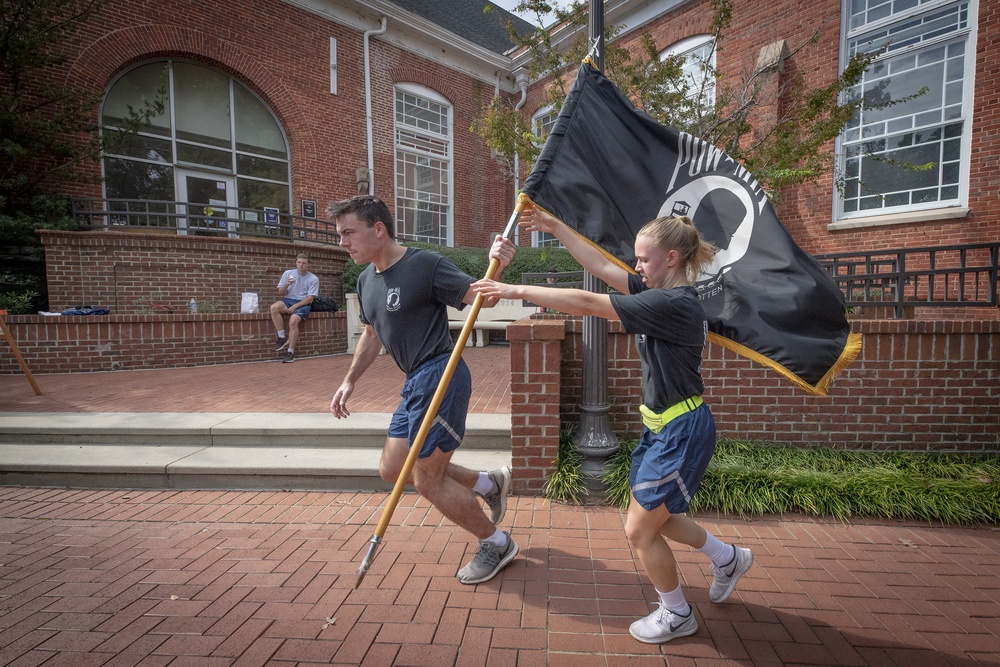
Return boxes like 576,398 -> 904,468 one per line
0,231 -> 349,374
0,312 -> 346,374
507,317 -> 1000,495
39,230 -> 348,315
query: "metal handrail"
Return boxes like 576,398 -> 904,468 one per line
520,270 -> 585,308
814,242 -> 1000,317
71,198 -> 341,246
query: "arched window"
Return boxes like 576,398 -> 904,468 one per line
660,35 -> 716,111
394,84 -> 453,245
101,61 -> 290,234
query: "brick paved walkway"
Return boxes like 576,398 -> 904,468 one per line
1,487 -> 999,666
0,346 -> 511,415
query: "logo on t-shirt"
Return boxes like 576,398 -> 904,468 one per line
386,287 -> 401,312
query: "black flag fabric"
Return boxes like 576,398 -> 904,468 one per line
520,61 -> 861,395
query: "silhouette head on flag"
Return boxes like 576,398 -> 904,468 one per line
521,61 -> 861,395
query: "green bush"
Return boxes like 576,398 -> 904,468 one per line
0,289 -> 38,314
341,241 -> 581,293
547,437 -> 1000,524
0,196 -> 78,312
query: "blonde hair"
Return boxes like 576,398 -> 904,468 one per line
637,216 -> 717,281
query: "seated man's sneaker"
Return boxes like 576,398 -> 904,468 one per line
629,604 -> 698,644
456,532 -> 518,585
282,351 -> 295,364
275,336 -> 289,352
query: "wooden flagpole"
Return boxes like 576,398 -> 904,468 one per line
354,199 -> 525,587
0,310 -> 42,396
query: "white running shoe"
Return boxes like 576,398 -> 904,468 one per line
709,546 -> 754,603
629,604 -> 698,644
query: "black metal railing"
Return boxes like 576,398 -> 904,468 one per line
815,242 -> 1000,318
72,198 -> 340,246
521,243 -> 1000,319
520,270 -> 586,308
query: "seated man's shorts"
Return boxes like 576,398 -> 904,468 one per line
389,352 -> 471,458
629,403 -> 716,513
282,297 -> 312,318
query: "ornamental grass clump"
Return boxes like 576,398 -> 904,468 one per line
546,437 -> 1000,525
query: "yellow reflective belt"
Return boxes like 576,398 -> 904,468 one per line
639,396 -> 703,434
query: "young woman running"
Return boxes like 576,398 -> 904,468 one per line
473,206 -> 754,644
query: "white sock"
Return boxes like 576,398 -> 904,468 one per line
277,330 -> 286,338
472,472 -> 493,495
481,528 -> 506,546
699,532 -> 733,566
656,585 -> 691,616
287,348 -> 294,354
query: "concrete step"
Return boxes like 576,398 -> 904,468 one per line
0,443 -> 510,491
0,412 -> 513,491
0,412 -> 512,450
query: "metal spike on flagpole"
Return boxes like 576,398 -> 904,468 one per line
354,200 -> 526,589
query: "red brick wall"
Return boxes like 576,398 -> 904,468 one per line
0,312 -> 346,374
0,231 -> 351,374
49,0 -> 514,248
507,317 -> 1000,494
39,231 -> 347,315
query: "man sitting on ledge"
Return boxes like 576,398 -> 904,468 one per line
270,253 -> 319,363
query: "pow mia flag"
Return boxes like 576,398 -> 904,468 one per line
521,62 -> 861,395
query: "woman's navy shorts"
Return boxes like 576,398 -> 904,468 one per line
629,403 -> 716,513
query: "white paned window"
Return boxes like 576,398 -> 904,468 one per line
531,107 -> 561,248
838,0 -> 974,218
661,35 -> 716,111
394,85 -> 452,245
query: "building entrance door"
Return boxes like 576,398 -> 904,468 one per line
177,171 -> 237,237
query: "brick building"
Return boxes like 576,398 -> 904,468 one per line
55,0 -> 533,250
32,0 -> 997,256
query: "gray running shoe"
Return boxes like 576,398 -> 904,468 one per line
281,351 -> 295,363
275,336 -> 289,352
456,532 -> 518,585
629,604 -> 698,644
479,466 -> 512,525
709,546 -> 753,603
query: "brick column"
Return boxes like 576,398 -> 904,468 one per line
506,319 -> 566,494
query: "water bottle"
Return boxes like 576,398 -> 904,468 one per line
189,298 -> 198,313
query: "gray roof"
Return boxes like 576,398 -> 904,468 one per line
389,0 -> 536,54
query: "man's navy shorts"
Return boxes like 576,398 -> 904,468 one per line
282,297 -> 312,318
388,352 -> 471,458
629,403 -> 716,513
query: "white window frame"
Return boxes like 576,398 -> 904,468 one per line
531,106 -> 562,248
834,0 -> 977,224
393,83 -> 454,246
659,34 -> 717,111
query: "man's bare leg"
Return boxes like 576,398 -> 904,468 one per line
287,313 -> 303,350
380,437 -> 493,539
269,301 -> 287,332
